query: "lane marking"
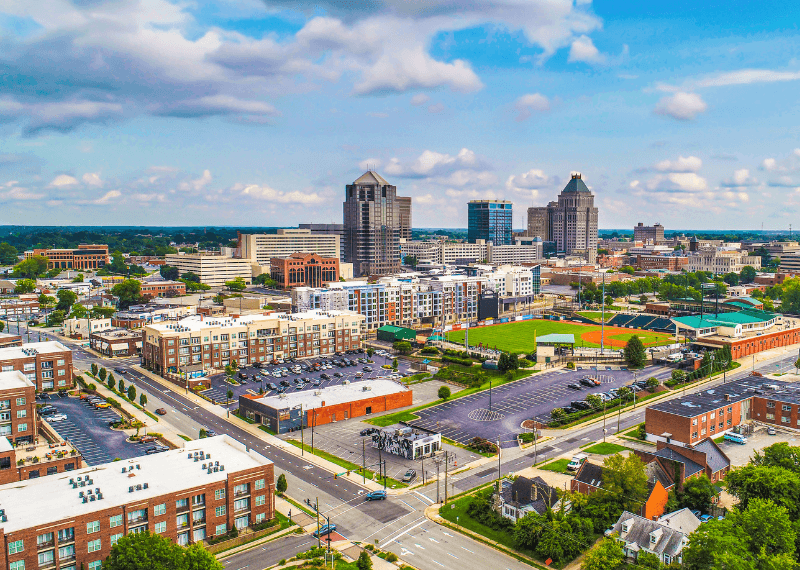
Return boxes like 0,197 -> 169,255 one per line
379,519 -> 426,548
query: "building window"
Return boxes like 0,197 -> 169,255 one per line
255,495 -> 265,507
782,416 -> 790,424
766,413 -> 775,420
16,410 -> 25,418
87,539 -> 101,553
215,506 -> 227,517
8,540 -> 23,554
255,513 -> 266,524
767,401 -> 776,408
783,404 -> 792,412
176,514 -> 189,529
110,534 -> 122,547
192,493 -> 205,506
109,514 -> 122,528
215,489 -> 226,501
127,509 -> 147,524
692,418 -> 697,426
58,544 -> 75,560
9,561 -> 24,570
87,521 -> 100,534
154,503 -> 166,516
193,528 -> 206,542
38,550 -> 55,566
88,561 -> 102,570
154,521 -> 166,534
215,524 -> 227,536
17,423 -> 26,433
15,397 -> 24,406
254,479 -> 265,490
234,498 -> 250,512
58,528 -> 74,543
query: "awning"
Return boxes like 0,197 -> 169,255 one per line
110,343 -> 127,350
135,341 -> 143,348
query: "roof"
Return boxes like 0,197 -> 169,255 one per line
671,307 -> 778,329
647,376 -> 763,417
574,461 -> 604,487
536,333 -> 575,344
561,175 -> 591,194
657,508 -> 702,534
499,476 -> 559,515
0,435 -> 272,534
145,310 -> 362,334
691,438 -> 731,474
0,371 -> 35,391
353,170 -> 389,186
654,447 -> 704,478
612,509 -> 699,558
243,379 -> 409,411
0,341 -> 70,360
377,325 -> 414,334
645,460 -> 674,491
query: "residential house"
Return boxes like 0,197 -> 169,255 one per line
494,476 -> 560,522
611,508 -> 701,565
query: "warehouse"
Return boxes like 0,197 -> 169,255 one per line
376,325 -> 416,343
238,379 -> 412,433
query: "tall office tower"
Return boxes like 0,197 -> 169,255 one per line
549,173 -> 599,262
344,171 -> 407,276
467,200 -> 513,245
634,222 -> 665,244
397,196 -> 412,240
526,206 -> 551,240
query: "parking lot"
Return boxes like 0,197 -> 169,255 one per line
717,424 -> 800,466
40,396 -> 147,465
408,365 -> 673,448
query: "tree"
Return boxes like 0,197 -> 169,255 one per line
722,272 -> 739,286
731,498 -> 796,559
639,295 -> 648,304
602,453 -> 648,513
180,271 -> 201,283
91,363 -> 98,376
678,475 -> 716,513
104,529 -> 223,570
391,358 -> 398,369
438,386 -> 451,400
184,542 -> 225,570
392,341 -> 413,355
49,309 -> 66,326
740,265 -> 757,284
635,551 -> 662,569
225,277 -> 247,292
671,369 -> 685,385
55,289 -> 78,313
226,389 -> 234,407
38,293 -> 56,308
550,408 -> 566,422
646,377 -> 659,389
404,255 -> 418,269
140,393 -> 147,408
252,273 -> 277,288
580,536 -> 624,570
69,303 -> 88,319
276,473 -> 287,494
118,379 -> 125,394
623,335 -> 646,368
127,385 -> 136,401
725,464 -> 800,519
366,348 -> 375,357
71,273 -> 84,283
0,242 -> 18,265
12,256 -> 48,278
112,279 -> 143,310
91,306 -> 115,319
160,265 -> 179,280
585,394 -> 602,410
107,375 -> 115,391
356,550 -> 373,570
98,368 -> 107,382
14,278 -> 36,294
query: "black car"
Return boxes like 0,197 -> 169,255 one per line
280,380 -> 291,387
320,373 -> 330,380
252,362 -> 262,369
312,379 -> 321,386
238,372 -> 247,379
333,372 -> 343,378
566,383 -> 581,390
571,401 -> 590,410
114,368 -> 126,374
579,378 -> 596,388
58,389 -> 68,397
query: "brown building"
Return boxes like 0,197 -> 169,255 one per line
140,280 -> 187,298
0,335 -> 22,349
634,222 -> 665,244
0,435 -> 274,570
0,371 -> 37,445
270,252 -> 340,289
28,244 -> 110,270
0,299 -> 39,318
90,330 -> 143,357
0,342 -> 73,392
636,255 -> 688,271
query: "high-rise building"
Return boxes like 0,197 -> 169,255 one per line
467,200 -> 513,245
634,222 -> 665,244
397,196 -> 412,241
343,171 -> 409,276
526,173 -> 599,263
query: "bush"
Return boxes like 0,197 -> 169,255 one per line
467,437 -> 498,454
442,355 -> 473,366
420,346 -> 439,355
106,397 -> 121,408
87,383 -> 96,391
566,361 -> 575,370
637,424 -> 647,440
437,386 -> 451,400
519,432 -> 536,443
385,553 -> 398,563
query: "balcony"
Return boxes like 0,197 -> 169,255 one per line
37,538 -> 55,550
57,535 -> 74,545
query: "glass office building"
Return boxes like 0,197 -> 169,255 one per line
467,200 -> 513,245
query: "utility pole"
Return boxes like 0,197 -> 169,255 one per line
602,400 -> 607,442
435,460 -> 440,503
497,439 -> 501,482
601,271 -> 605,355
315,497 -> 321,549
362,439 -> 366,483
444,453 -> 449,504
311,409 -> 316,454
383,460 -> 387,490
300,404 -> 304,456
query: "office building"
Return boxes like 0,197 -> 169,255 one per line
164,254 -> 252,287
270,253 -> 339,289
64,318 -> 112,340
526,206 -> 550,241
343,171 -> 410,276
26,245 -> 110,271
634,222 -> 665,244
0,371 -> 37,445
779,254 -> 800,274
0,435 -> 274,570
467,200 -> 513,245
686,249 -> 761,274
400,238 -> 542,266
139,280 -> 187,298
397,196 -> 412,241
0,342 -> 73,392
298,224 -> 346,259
238,230 -> 341,268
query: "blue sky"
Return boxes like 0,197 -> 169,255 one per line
1,0 -> 800,230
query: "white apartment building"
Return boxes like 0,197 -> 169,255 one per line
485,266 -> 536,297
63,318 -> 112,340
687,249 -> 761,274
401,238 -> 542,266
164,253 -> 253,287
239,230 -> 340,269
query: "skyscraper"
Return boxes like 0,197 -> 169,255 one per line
343,170 -> 409,276
467,200 -> 513,245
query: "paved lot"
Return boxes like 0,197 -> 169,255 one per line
717,424 -> 800,466
42,396 -> 147,465
408,365 -> 673,448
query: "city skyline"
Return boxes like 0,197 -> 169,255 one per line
1,1 -> 799,230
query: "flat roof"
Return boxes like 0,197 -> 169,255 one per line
146,310 -> 361,334
245,379 -> 408,411
0,341 -> 70,360
92,329 -> 142,341
537,334 -> 575,344
0,371 -> 35,391
672,308 -> 778,330
648,376 -> 777,417
0,435 -> 272,534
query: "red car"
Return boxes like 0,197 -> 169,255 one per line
155,408 -> 167,416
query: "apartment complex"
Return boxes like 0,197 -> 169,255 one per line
467,200 -> 513,246
343,171 -> 410,276
164,254 -> 252,287
400,238 -> 542,266
0,371 -> 37,445
0,435 -> 274,570
26,245 -> 110,270
636,255 -> 688,271
270,252 -> 339,289
143,311 -> 365,377
634,222 -> 665,244
0,342 -> 73,391
686,248 -> 761,274
238,229 -> 341,269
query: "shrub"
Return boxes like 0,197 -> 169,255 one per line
385,553 -> 398,563
637,424 -> 647,440
106,397 -> 121,408
87,383 -> 96,391
442,355 -> 473,366
519,432 -> 536,443
566,361 -> 575,370
467,437 -> 497,454
420,346 -> 439,355
437,386 -> 451,400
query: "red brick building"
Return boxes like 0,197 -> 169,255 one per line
29,244 -> 110,270
701,326 -> 800,359
140,280 -> 187,298
0,342 -> 74,392
0,436 -> 274,570
636,255 -> 688,271
270,252 -> 340,289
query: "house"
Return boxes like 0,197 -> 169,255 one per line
611,508 -> 700,565
495,476 -> 560,522
633,438 -> 731,488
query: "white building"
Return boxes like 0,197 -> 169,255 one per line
611,509 -> 700,565
687,248 -> 761,274
164,253 -> 253,287
239,229 -> 340,270
63,318 -> 112,340
401,238 -> 542,266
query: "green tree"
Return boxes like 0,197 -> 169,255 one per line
752,442 -> 800,474
514,512 -> 545,550
98,368 -> 107,382
671,369 -> 685,385
580,536 -> 624,570
180,271 -> 201,283
740,265 -> 757,283
725,465 -> 800,520
71,273 -> 84,283
730,498 -> 796,559
91,306 -> 115,319
118,379 -> 125,394
104,529 -> 223,570
226,389 -> 234,407
160,265 -> 179,280
392,341 -> 413,355
139,393 -> 147,408
55,289 -> 78,312
438,386 -> 451,400
635,551 -> 662,569
91,363 -> 98,376
12,256 -> 48,278
184,542 -> 224,570
69,303 -> 88,319
14,278 -> 37,294
646,377 -> 659,389
391,358 -> 398,369
38,293 -> 56,308
112,279 -> 143,310
225,277 -> 247,292
276,473 -> 287,494
678,475 -> 716,513
623,335 -> 646,368
366,348 -> 375,357
0,242 -> 18,265
602,453 -> 648,513
585,394 -> 602,410
127,385 -> 136,401
107,375 -> 115,391
550,407 -> 566,422
49,309 -> 66,325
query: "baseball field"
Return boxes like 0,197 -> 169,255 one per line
446,319 -> 674,354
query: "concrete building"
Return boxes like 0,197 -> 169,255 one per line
343,171 -> 408,276
0,435 -> 274,570
0,371 -> 37,444
90,329 -> 143,357
270,252 -> 339,289
400,238 -> 542,266
239,379 -> 411,433
0,342 -> 73,391
112,304 -> 195,329
26,244 -> 110,270
298,223 -> 346,259
0,299 -> 39,318
634,222 -> 665,244
371,426 -> 441,460
687,248 -> 761,274
164,253 -> 252,287
143,311 -> 365,379
779,253 -> 800,274
468,200 -> 513,246
64,318 -> 112,340
526,206 -> 550,241
238,230 -> 341,272
398,196 -> 412,241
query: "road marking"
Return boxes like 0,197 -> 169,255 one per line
379,519 -> 426,548
413,491 -> 435,505
442,531 -> 452,537
460,546 -> 474,553
431,561 -> 445,567
414,544 -> 426,550
446,552 -> 458,559
429,537 -> 440,543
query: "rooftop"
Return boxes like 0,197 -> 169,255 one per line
672,307 -> 779,330
91,329 -> 143,341
0,341 -> 70,360
353,170 -> 390,186
561,173 -> 591,194
145,310 -> 361,334
654,447 -> 704,478
0,435 -> 272,534
244,378 -> 408,411
648,376 -> 775,417
0,371 -> 35,391
536,333 -> 575,345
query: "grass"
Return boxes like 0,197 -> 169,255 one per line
446,319 -> 673,352
285,440 -> 407,488
280,494 -> 316,517
582,442 -> 628,455
622,423 -> 645,439
442,436 -> 496,458
178,434 -> 192,442
258,425 -> 277,436
538,458 -> 571,473
714,435 -> 726,443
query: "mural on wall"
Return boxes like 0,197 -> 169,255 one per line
372,430 -> 414,459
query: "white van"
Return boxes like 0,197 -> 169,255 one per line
567,453 -> 588,471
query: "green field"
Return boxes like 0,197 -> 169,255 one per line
446,319 -> 673,353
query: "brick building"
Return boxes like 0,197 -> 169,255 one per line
0,299 -> 39,318
239,379 -> 412,433
270,252 -> 340,289
90,330 -> 143,357
139,280 -> 187,298
0,435 -> 274,570
635,255 -> 688,271
0,342 -> 73,392
633,439 -> 731,486
0,371 -> 37,445
27,244 -> 110,270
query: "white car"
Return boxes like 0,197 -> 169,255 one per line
48,414 -> 68,422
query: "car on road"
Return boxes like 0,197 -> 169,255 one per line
48,414 -> 67,422
155,408 -> 167,416
365,490 -> 387,501
58,389 -> 68,397
114,368 -> 126,374
571,401 -> 590,410
401,469 -> 416,483
566,383 -> 581,390
313,524 -> 337,538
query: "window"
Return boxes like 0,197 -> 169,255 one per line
783,404 -> 792,412
233,483 -> 249,496
192,493 -> 205,506
87,539 -> 101,553
88,561 -> 102,570
255,513 -> 266,524
255,495 -> 265,507
17,423 -> 26,433
109,514 -> 122,528
9,540 -> 24,554
16,410 -> 25,418
215,524 -> 227,536
192,509 -> 205,523
154,503 -> 166,516
254,479 -> 265,490
9,561 -> 24,570
692,418 -> 697,426
110,534 -> 122,547
767,413 -> 775,420
37,532 -> 54,548
87,521 -> 100,534
782,416 -> 790,424
767,401 -> 776,408
58,528 -> 74,543
214,489 -> 225,501
154,521 -> 166,534
176,514 -> 189,529
127,509 -> 147,524
215,506 -> 227,517
176,498 -> 188,510
15,398 -> 25,406
193,528 -> 206,542
38,550 -> 55,566
234,498 -> 250,512
58,544 -> 75,560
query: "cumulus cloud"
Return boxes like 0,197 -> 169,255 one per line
93,190 -> 121,204
82,173 -> 103,187
653,156 -> 702,173
179,170 -> 212,192
514,93 -> 550,121
654,92 -> 707,121
722,169 -> 758,187
383,148 -> 491,178
49,174 -> 78,187
644,173 -> 708,193
568,35 -> 605,64
505,169 -> 558,199
237,183 -> 323,204
762,158 -> 777,171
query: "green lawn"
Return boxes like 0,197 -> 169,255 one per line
582,442 -> 628,455
285,440 -> 407,488
538,458 -> 571,473
445,319 -> 672,352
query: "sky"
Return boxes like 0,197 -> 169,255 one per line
1,1 -> 800,230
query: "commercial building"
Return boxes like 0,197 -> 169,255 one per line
112,304 -> 194,329
526,206 -> 550,241
611,509 -> 700,565
142,311 -> 365,379
298,224 -> 346,259
139,280 -> 187,298
90,329 -> 143,357
371,426 -> 441,460
26,245 -> 110,270
397,196 -> 412,241
239,379 -> 412,433
634,222 -> 665,244
687,248 -> 761,274
164,253 -> 252,287
376,325 -> 416,343
400,238 -> 542,266
0,371 -> 37,445
0,299 -> 39,318
0,335 -> 21,349
0,342 -> 73,391
64,318 -> 112,340
238,229 -> 341,273
467,200 -> 513,246
635,255 -> 688,271
779,254 -> 800,274
0,435 -> 274,570
343,171 -> 410,276
270,253 -> 340,289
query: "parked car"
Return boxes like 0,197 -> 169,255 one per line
48,414 -> 67,422
155,408 -> 167,416
699,514 -> 713,523
402,469 -> 417,483
139,435 -> 157,443
312,379 -> 321,386
94,403 -> 111,409
145,445 -> 168,454
321,374 -> 330,380
365,490 -> 387,501
267,383 -> 277,390
355,372 -> 364,378
767,426 -> 777,435
567,383 -> 581,390
313,524 -> 337,538
579,378 -> 596,388
363,366 -> 373,372
334,372 -> 343,378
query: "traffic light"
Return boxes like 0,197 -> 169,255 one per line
334,473 -> 338,479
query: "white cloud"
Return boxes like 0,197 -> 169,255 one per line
505,169 -> 556,196
645,172 -> 708,192
49,174 -> 78,187
237,183 -> 323,204
514,93 -> 550,121
93,190 -> 121,204
410,94 -> 430,106
762,158 -> 777,171
428,103 -> 445,114
722,168 -> 758,187
654,92 -> 707,121
653,156 -> 702,173
82,172 -> 103,187
694,68 -> 800,88
568,35 -> 605,64
178,170 -> 212,192
384,148 -> 490,178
